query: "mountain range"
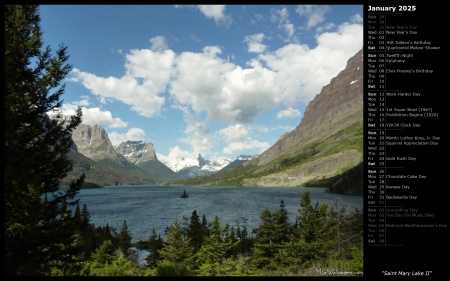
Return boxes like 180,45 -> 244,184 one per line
172,48 -> 364,194
62,124 -> 256,186
61,48 -> 363,194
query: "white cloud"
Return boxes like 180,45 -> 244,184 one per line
350,13 -> 363,23
70,16 -> 363,159
296,5 -> 330,29
244,33 -> 267,53
175,5 -> 231,26
218,124 -> 270,154
149,36 -> 168,52
197,5 -> 231,26
171,104 -> 213,157
72,95 -> 90,106
70,45 -> 175,118
276,107 -> 301,119
60,104 -> 128,129
108,128 -> 146,147
156,145 -> 195,164
270,7 -> 297,43
257,21 -> 363,105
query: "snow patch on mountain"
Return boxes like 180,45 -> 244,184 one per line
161,154 -> 257,173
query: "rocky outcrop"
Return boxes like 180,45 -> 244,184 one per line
71,124 -> 139,171
235,49 -> 364,188
116,140 -> 157,164
256,48 -> 363,167
242,150 -> 361,187
115,140 -> 181,182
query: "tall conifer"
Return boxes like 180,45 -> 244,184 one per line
5,5 -> 84,275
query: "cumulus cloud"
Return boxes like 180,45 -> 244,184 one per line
59,104 -> 128,129
296,5 -> 330,29
175,5 -> 231,26
156,145 -> 195,165
270,7 -> 297,43
108,128 -> 146,147
218,124 -> 270,154
170,45 -> 280,124
197,5 -> 231,26
72,95 -> 90,106
277,107 -> 301,119
258,22 -> 363,105
70,17 -> 362,160
350,13 -> 363,23
244,33 -> 267,53
149,36 -> 169,52
171,104 -> 213,157
70,39 -> 175,117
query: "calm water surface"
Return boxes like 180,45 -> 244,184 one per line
75,185 -> 363,242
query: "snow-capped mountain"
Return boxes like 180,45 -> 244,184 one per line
161,154 -> 257,178
163,154 -> 230,173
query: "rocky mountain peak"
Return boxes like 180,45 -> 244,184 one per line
198,154 -> 206,167
115,141 -> 157,164
256,48 -> 363,166
71,123 -> 121,161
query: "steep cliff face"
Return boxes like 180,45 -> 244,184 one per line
70,123 -> 152,180
71,124 -> 125,162
116,140 -> 157,164
256,48 -> 363,166
241,49 -> 364,187
115,140 -> 181,182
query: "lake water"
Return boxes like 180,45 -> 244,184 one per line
74,185 -> 363,243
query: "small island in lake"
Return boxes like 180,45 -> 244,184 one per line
180,190 -> 189,198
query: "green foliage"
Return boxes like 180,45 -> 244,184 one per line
196,216 -> 238,271
4,4 -> 85,276
118,220 -> 132,253
47,191 -> 362,276
187,210 -> 205,252
82,244 -> 144,276
167,121 -> 363,189
144,228 -> 164,269
158,218 -> 196,275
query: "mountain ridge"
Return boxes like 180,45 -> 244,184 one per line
170,48 -> 363,194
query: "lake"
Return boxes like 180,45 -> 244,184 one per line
74,185 -> 363,243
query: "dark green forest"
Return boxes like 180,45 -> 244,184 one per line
4,5 -> 363,276
53,191 -> 364,276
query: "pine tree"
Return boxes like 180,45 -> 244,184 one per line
145,228 -> 164,269
296,191 -> 334,264
252,208 -> 279,269
201,214 -> 209,237
5,5 -> 84,276
118,220 -> 132,254
158,217 -> 196,275
187,210 -> 204,252
195,216 -> 237,276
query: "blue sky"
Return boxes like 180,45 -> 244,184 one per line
39,4 -> 363,163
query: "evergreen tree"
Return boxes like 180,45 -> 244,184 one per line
118,220 -> 132,254
145,228 -> 164,269
274,199 -> 290,242
187,210 -> 204,252
275,191 -> 334,271
252,208 -> 279,269
158,217 -> 196,275
196,216 -> 237,275
296,191 -> 334,263
201,214 -> 209,237
5,5 -> 84,276
235,217 -> 253,255
73,202 -> 82,225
